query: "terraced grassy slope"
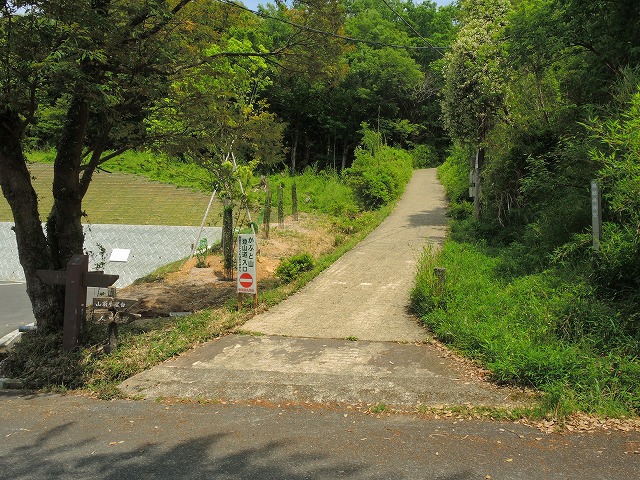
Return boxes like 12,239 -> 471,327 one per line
0,163 -> 223,226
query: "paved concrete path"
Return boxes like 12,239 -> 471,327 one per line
243,168 -> 447,341
121,169 -> 521,409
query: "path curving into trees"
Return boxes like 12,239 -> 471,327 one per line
243,168 -> 447,342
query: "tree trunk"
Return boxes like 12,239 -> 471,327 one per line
46,94 -> 89,269
0,109 -> 64,331
0,94 -> 89,332
303,133 -> 310,168
341,142 -> 349,171
277,183 -> 284,228
262,184 -> 272,239
222,201 -> 234,280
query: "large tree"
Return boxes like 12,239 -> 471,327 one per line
0,0 -> 340,332
265,0 -> 447,172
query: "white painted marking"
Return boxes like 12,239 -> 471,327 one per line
359,282 -> 372,286
109,248 -> 131,262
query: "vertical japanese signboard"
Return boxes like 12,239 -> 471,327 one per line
237,234 -> 257,294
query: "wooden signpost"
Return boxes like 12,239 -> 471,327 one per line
92,288 -> 139,352
37,254 -> 119,350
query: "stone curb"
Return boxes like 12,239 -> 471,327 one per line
0,330 -> 22,354
0,378 -> 24,389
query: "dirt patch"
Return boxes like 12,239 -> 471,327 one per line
120,214 -> 335,317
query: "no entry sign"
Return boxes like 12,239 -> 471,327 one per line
237,234 -> 257,294
239,272 -> 254,289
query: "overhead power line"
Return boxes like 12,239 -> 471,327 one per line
377,0 -> 444,56
217,0 -> 446,52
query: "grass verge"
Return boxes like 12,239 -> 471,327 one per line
2,203 -> 394,399
411,232 -> 640,419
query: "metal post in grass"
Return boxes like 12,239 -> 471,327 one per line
278,182 -> 284,228
222,200 -> 234,279
472,149 -> 484,219
263,183 -> 272,239
292,182 -> 298,221
591,180 -> 602,251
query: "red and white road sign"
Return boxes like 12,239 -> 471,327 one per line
239,272 -> 254,289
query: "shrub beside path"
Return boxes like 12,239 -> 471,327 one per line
120,169 -> 523,409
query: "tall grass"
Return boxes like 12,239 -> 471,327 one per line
267,168 -> 358,217
410,158 -> 640,418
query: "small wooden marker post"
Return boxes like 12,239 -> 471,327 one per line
434,267 -> 446,295
237,234 -> 258,312
37,254 -> 119,350
92,287 -> 139,353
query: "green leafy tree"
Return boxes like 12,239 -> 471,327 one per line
266,0 -> 438,171
441,0 -> 510,145
0,0 -> 339,332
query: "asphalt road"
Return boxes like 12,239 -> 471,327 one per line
0,282 -> 34,339
1,392 -> 639,480
0,282 -> 102,342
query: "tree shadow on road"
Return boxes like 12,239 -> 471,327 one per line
0,419 -> 382,479
406,206 -> 448,230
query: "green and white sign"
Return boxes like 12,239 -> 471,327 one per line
237,234 -> 257,294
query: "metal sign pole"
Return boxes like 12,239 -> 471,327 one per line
591,180 -> 602,251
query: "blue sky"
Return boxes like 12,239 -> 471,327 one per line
240,1 -> 453,11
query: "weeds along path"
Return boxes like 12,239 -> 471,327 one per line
121,169 -> 525,409
242,168 -> 448,342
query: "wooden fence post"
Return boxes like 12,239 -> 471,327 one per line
292,182 -> 298,221
278,182 -> 284,228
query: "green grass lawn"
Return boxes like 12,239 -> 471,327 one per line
0,163 -> 224,226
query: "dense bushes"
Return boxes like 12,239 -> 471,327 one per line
267,168 -> 358,218
275,253 -> 315,283
588,89 -> 640,294
344,145 -> 413,210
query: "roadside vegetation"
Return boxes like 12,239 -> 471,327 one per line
3,0 -> 640,421
409,0 -> 640,420
1,140 -> 413,398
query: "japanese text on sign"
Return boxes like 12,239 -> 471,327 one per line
237,234 -> 257,294
92,297 -> 136,310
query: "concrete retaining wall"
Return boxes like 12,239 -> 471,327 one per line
0,223 -> 221,287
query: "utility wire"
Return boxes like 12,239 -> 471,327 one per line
377,0 -> 445,56
218,0 -> 446,52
